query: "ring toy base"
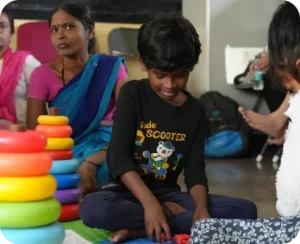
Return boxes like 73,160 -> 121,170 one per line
0,130 -> 46,153
0,198 -> 61,228
54,173 -> 81,190
1,222 -> 65,244
54,188 -> 82,204
0,152 -> 52,177
50,159 -> 80,175
0,175 -> 57,202
59,203 -> 80,222
47,150 -> 73,160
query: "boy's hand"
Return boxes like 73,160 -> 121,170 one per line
144,202 -> 172,243
192,207 -> 211,226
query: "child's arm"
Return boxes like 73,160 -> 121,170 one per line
107,82 -> 171,241
184,111 -> 209,221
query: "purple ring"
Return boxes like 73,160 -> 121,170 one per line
53,188 -> 82,205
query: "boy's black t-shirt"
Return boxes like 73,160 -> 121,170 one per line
107,79 -> 208,192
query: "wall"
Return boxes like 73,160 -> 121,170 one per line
182,0 -> 210,98
11,19 -> 148,81
209,0 -> 282,112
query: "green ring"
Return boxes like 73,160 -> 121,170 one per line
0,198 -> 61,228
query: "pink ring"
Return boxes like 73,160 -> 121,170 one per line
53,188 -> 82,205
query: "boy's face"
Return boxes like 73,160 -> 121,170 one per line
142,64 -> 190,102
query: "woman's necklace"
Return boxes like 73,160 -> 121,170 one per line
61,58 -> 65,85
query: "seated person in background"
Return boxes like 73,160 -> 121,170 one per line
26,2 -> 127,194
79,16 -> 257,243
266,1 -> 300,217
190,4 -> 300,244
0,9 -> 40,128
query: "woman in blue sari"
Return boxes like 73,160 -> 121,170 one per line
27,2 -> 127,194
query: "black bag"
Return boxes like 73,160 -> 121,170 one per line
198,91 -> 250,158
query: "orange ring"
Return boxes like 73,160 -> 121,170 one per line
47,150 -> 74,160
0,152 -> 52,177
36,125 -> 72,138
58,203 -> 80,222
0,130 -> 47,153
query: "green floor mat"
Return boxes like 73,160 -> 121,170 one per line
63,220 -> 111,243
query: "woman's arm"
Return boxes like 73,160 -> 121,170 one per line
23,55 -> 41,83
26,66 -> 49,129
26,98 -> 47,129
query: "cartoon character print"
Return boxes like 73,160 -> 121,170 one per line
138,141 -> 183,180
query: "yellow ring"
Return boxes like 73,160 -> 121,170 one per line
37,115 -> 69,126
46,137 -> 74,151
0,175 -> 57,202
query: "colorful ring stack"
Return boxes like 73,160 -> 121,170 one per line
37,108 -> 82,222
0,125 -> 65,244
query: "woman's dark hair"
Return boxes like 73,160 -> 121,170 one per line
48,2 -> 95,54
2,8 -> 15,34
137,16 -> 201,71
268,1 -> 300,82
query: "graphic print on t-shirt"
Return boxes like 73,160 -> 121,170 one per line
134,120 -> 184,180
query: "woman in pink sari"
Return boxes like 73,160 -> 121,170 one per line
0,9 -> 40,129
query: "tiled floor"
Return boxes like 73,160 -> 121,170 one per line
178,156 -> 278,218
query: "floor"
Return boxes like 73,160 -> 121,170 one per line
178,155 -> 278,218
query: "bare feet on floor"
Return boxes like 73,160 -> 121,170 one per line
109,229 -> 147,243
109,202 -> 187,242
238,107 -> 287,138
163,202 -> 187,215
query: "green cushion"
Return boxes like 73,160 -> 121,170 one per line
63,220 -> 110,243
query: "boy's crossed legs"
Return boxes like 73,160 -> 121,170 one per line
79,188 -> 257,242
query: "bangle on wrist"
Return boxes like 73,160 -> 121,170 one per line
84,159 -> 98,166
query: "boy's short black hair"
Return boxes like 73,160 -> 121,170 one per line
137,16 -> 201,71
268,1 -> 300,81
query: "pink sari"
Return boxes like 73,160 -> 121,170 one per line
0,47 -> 30,124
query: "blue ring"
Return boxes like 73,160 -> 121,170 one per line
1,222 -> 65,244
49,159 -> 80,174
53,173 -> 81,190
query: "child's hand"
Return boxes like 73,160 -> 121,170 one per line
144,202 -> 172,243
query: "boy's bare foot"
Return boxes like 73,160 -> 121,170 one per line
108,202 -> 186,243
163,202 -> 187,215
109,229 -> 147,243
238,107 -> 287,138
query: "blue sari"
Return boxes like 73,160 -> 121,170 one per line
49,54 -> 124,185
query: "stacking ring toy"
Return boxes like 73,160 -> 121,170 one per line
53,173 -> 81,189
59,203 -> 80,222
36,124 -> 72,138
50,159 -> 80,174
0,130 -> 46,153
46,137 -> 74,151
47,150 -> 73,160
54,188 -> 82,204
0,198 -> 61,228
0,175 -> 56,202
38,115 -> 69,126
0,152 -> 52,177
1,222 -> 65,244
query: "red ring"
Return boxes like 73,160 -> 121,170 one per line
0,130 -> 47,153
58,203 -> 80,222
47,150 -> 73,160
